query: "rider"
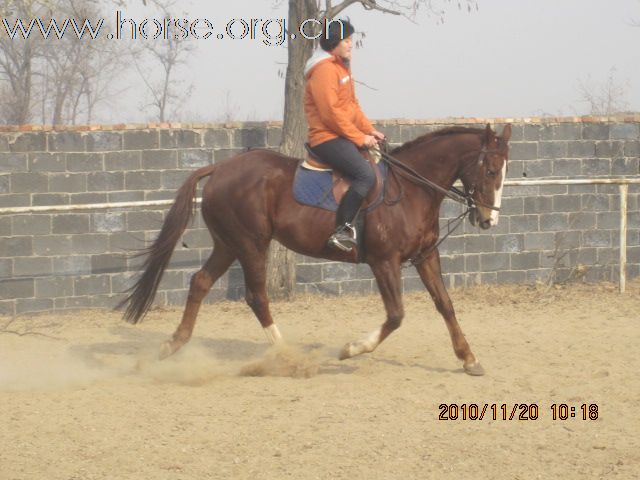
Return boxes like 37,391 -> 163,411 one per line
304,19 -> 385,252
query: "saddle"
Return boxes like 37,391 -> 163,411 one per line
292,144 -> 388,262
302,143 -> 385,208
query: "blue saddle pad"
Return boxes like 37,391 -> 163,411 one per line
292,162 -> 387,212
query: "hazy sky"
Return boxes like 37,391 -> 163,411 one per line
110,0 -> 640,123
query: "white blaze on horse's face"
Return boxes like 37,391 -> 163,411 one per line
489,161 -> 507,226
473,124 -> 511,230
473,153 -> 508,230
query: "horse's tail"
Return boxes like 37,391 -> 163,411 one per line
118,164 -> 217,324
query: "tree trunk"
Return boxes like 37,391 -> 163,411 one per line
3,43 -> 33,125
266,0 -> 318,300
280,0 -> 317,157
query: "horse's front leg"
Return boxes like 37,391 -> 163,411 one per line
340,258 -> 404,360
416,250 -> 485,376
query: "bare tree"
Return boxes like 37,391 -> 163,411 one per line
74,39 -> 126,124
266,0 -> 478,299
1,0 -> 133,125
577,67 -> 630,116
41,2 -> 86,125
0,37 -> 36,124
0,0 -> 46,124
133,0 -> 194,122
43,1 -> 125,124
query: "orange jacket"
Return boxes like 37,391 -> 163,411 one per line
304,51 -> 374,147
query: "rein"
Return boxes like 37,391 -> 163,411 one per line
379,145 -> 502,212
404,208 -> 471,268
379,148 -> 470,207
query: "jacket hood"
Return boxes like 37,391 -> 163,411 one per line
304,49 -> 333,77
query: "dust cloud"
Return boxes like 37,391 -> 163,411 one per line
239,344 -> 321,378
0,335 -> 323,392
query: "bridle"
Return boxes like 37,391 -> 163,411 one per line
458,146 -> 508,212
379,143 -> 504,212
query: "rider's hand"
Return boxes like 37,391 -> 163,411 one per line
363,135 -> 378,148
371,130 -> 386,141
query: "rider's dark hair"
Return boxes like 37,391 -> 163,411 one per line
320,19 -> 355,52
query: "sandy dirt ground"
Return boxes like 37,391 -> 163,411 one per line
1,280 -> 639,480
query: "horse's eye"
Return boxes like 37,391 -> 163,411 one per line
486,170 -> 496,177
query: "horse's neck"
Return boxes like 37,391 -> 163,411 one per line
402,135 -> 478,190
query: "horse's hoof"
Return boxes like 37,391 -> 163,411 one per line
463,361 -> 485,376
158,341 -> 175,360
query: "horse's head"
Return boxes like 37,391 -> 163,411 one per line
462,124 -> 511,230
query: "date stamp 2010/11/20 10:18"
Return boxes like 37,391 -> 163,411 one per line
438,403 -> 599,421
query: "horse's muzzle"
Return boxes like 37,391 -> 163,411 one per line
469,208 -> 491,230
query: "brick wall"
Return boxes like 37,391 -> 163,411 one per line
1,117 -> 639,316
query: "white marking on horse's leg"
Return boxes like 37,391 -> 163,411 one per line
362,327 -> 382,351
263,324 -> 283,345
341,327 -> 382,359
490,162 -> 507,225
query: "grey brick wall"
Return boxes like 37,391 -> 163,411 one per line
0,118 -> 638,316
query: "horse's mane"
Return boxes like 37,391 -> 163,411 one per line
391,126 -> 485,155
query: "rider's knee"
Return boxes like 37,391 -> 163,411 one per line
361,166 -> 376,191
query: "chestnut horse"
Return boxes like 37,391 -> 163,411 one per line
120,124 -> 512,375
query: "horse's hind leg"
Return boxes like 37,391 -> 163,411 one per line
416,250 -> 484,376
340,258 -> 404,359
159,243 -> 236,359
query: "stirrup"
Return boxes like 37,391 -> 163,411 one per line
328,223 -> 357,252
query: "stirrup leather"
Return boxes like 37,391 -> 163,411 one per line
328,223 -> 357,252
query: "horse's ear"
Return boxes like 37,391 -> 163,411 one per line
501,124 -> 512,143
484,123 -> 495,143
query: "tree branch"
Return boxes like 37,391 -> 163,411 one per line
324,0 -> 402,19
354,78 -> 379,91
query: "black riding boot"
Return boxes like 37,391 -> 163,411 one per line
328,189 -> 365,252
